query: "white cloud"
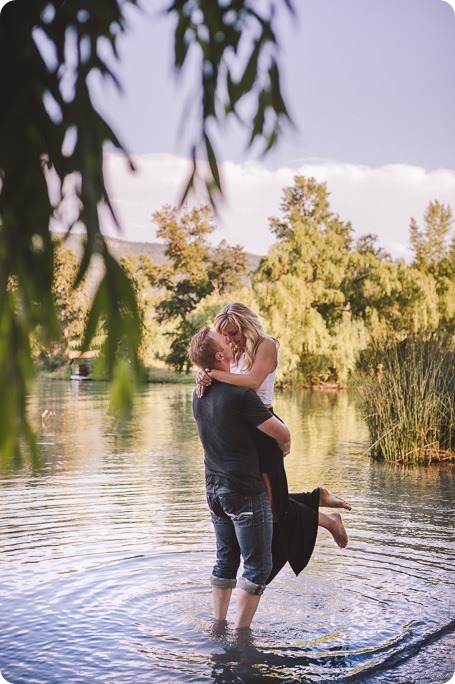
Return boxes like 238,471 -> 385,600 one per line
82,153 -> 455,260
440,0 -> 455,14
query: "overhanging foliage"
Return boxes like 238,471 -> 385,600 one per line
0,0 -> 293,459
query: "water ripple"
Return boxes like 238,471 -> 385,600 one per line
1,383 -> 454,684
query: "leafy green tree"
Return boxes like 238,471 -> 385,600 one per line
0,0 -> 292,457
342,239 -> 434,337
35,242 -> 90,368
153,204 -> 248,371
342,235 -> 396,322
254,176 -> 357,383
410,201 -> 455,330
254,180 -> 453,383
119,254 -> 165,367
257,176 -> 353,327
391,263 -> 440,335
342,230 -> 442,339
410,201 -> 453,275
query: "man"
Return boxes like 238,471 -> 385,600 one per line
188,327 -> 291,630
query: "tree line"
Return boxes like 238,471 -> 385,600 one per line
45,176 -> 455,386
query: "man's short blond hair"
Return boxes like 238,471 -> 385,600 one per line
188,327 -> 221,369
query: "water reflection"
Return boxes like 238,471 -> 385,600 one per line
1,381 -> 454,684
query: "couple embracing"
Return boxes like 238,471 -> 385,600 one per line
189,303 -> 350,631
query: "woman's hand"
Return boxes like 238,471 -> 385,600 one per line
196,368 -> 212,398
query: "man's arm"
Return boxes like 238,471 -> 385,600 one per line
257,416 -> 291,456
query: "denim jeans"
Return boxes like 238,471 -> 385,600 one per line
207,490 -> 273,595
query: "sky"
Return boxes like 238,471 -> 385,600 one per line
11,0 -> 455,258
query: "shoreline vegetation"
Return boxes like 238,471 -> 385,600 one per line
32,177 -> 454,466
39,363 -> 455,466
40,334 -> 455,466
39,366 -> 352,389
360,337 -> 455,465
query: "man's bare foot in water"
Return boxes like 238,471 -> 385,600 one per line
319,512 -> 349,548
319,486 -> 352,511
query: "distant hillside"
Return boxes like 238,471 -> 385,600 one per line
52,231 -> 262,275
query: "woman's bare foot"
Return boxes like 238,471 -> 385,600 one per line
319,486 -> 352,511
319,512 -> 349,548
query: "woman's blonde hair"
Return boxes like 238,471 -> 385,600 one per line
214,302 -> 278,371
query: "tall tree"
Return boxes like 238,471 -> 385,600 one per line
342,236 -> 409,333
119,254 -> 162,367
44,242 -> 90,365
153,204 -> 248,371
410,201 -> 453,275
257,176 -> 353,325
410,201 -> 455,331
254,176 -> 356,382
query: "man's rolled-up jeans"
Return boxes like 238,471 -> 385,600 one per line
207,490 -> 273,596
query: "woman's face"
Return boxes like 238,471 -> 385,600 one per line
220,321 -> 247,352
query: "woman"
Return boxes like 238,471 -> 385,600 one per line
197,302 -> 350,584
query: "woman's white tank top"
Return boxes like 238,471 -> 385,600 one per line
231,353 -> 276,406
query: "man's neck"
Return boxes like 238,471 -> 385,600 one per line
213,360 -> 230,372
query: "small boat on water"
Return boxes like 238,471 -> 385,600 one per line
70,362 -> 92,381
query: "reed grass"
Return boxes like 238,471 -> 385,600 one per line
360,336 -> 455,464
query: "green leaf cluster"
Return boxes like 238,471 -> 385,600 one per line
0,0 -> 142,457
168,0 -> 293,204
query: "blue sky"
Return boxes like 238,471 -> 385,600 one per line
95,0 -> 455,171
30,0 -> 455,257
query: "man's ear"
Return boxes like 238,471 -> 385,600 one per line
214,350 -> 223,361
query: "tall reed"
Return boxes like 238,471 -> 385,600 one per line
360,336 -> 455,464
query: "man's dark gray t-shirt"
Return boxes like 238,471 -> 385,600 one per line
192,380 -> 273,495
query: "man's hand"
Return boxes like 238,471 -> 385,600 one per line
277,440 -> 291,456
257,416 -> 291,456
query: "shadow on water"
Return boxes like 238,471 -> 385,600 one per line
161,617 -> 455,684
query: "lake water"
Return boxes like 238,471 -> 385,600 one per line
0,381 -> 454,684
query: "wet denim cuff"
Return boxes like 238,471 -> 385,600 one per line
237,577 -> 266,596
210,574 -> 237,589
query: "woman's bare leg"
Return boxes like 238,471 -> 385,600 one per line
319,486 -> 352,511
262,472 -> 274,515
319,511 -> 349,548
